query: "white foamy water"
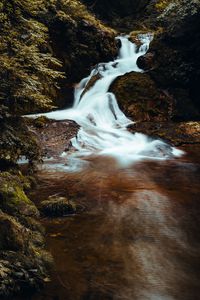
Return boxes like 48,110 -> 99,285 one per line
27,34 -> 183,168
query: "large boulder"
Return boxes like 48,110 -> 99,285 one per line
110,72 -> 174,122
40,196 -> 77,217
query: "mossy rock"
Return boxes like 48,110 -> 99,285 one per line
33,116 -> 50,128
110,71 -> 174,122
0,172 -> 53,298
0,172 -> 39,217
0,250 -> 53,298
0,212 -> 25,251
40,196 -> 77,217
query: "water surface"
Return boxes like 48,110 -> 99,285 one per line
26,145 -> 200,300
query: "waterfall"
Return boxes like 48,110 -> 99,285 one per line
27,34 -> 183,169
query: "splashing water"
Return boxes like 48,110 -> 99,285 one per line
27,34 -> 183,169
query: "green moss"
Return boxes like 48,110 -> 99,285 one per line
0,172 -> 38,217
33,116 -> 50,128
40,196 -> 77,217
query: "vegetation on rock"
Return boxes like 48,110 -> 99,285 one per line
40,196 -> 76,217
0,172 -> 52,297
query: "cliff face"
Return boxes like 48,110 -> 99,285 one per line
147,0 -> 200,121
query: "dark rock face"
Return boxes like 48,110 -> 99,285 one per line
137,52 -> 155,70
110,0 -> 200,124
49,16 -> 117,84
147,0 -> 200,120
82,0 -> 150,19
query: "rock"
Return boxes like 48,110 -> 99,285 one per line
0,172 -> 39,218
129,121 -> 200,146
110,71 -> 174,122
0,213 -> 26,251
33,116 -> 50,128
80,73 -> 102,99
47,1 -> 118,91
0,251 -> 53,298
0,172 -> 53,298
30,119 -> 79,159
146,0 -> 200,120
137,52 -> 155,70
40,196 -> 77,217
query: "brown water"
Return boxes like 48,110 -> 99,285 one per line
27,145 -> 200,300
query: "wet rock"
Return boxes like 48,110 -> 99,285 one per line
137,52 -> 155,70
129,121 -> 200,146
29,119 -> 79,159
110,71 -> 174,122
40,196 -> 77,217
80,73 -> 102,99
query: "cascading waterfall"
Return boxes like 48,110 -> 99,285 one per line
28,34 -> 183,169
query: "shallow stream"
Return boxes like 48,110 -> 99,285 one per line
22,145 -> 200,300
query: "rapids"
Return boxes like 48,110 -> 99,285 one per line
27,34 -> 183,169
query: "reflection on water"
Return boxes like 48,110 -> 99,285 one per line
25,146 -> 200,300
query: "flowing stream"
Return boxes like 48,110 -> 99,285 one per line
22,35 -> 200,300
29,34 -> 182,170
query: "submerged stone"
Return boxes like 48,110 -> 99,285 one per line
40,196 -> 77,217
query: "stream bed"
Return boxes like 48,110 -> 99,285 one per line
20,144 -> 200,300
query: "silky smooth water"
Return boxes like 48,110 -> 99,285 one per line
27,35 -> 183,169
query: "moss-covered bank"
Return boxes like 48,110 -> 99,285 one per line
0,172 -> 52,298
